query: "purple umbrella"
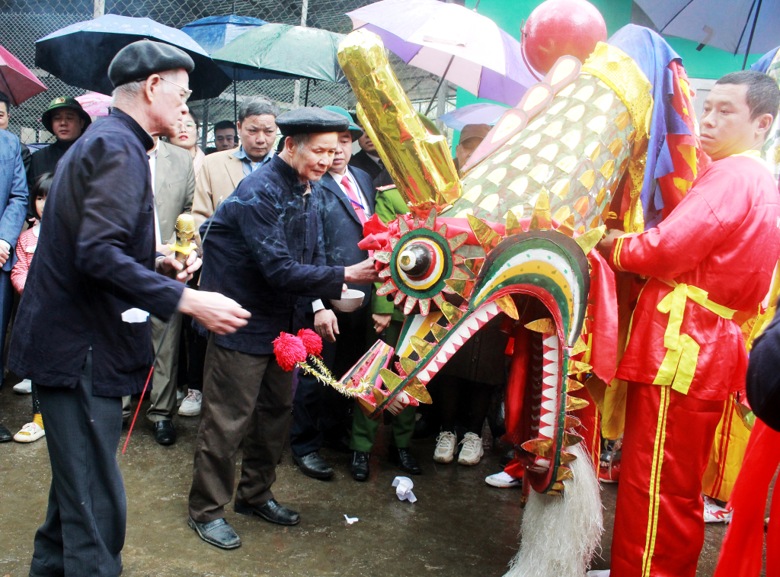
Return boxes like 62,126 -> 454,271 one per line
347,0 -> 535,109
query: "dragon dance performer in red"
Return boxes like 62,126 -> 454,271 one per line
592,71 -> 780,577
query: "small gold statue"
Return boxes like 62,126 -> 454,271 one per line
170,213 -> 198,264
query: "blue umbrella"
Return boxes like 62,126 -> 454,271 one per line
181,15 -> 267,119
36,15 -> 231,100
439,103 -> 508,131
181,15 -> 266,55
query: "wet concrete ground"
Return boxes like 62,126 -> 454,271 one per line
0,382 -> 731,577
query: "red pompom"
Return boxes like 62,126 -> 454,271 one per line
297,328 -> 323,357
273,332 -> 307,371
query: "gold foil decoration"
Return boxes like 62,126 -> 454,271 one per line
430,322 -> 451,342
337,30 -> 461,208
574,226 -> 605,255
406,382 -> 433,404
467,214 -> 502,252
495,295 -> 519,320
525,318 -> 556,334
410,336 -> 433,359
522,437 -> 554,458
400,356 -> 417,375
582,41 -> 653,233
565,395 -> 590,412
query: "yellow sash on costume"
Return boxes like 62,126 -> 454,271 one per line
653,280 -> 736,395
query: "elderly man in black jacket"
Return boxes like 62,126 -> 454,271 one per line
187,107 -> 378,551
8,41 -> 248,577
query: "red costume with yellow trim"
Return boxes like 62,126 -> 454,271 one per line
607,153 -> 780,577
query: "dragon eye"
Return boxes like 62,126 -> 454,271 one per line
392,230 -> 451,296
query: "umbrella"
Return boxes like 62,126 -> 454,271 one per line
212,23 -> 347,105
35,15 -> 231,101
0,43 -> 47,106
181,15 -> 267,55
439,102 -> 508,130
346,0 -> 536,110
181,15 -> 267,123
635,0 -> 780,67
75,91 -> 112,119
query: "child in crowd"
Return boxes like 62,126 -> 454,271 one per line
12,172 -> 51,443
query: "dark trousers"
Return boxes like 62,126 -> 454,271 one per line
188,339 -> 292,523
32,350 -> 125,577
0,270 -> 12,380
290,307 -> 369,457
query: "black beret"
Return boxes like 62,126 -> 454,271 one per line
276,107 -> 350,136
108,40 -> 195,88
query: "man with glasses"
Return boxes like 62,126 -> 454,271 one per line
9,40 -> 249,577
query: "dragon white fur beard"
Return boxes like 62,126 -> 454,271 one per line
504,443 -> 603,577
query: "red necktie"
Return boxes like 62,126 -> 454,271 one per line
341,175 -> 367,224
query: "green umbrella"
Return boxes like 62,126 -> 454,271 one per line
212,23 -> 347,104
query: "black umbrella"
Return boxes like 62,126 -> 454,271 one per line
36,15 -> 231,100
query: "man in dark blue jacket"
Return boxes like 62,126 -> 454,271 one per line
8,41 -> 248,577
290,105 -> 389,480
187,107 -> 378,550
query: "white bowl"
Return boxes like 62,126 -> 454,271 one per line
330,288 -> 364,313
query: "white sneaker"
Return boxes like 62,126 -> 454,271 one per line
703,495 -> 732,524
433,431 -> 457,463
457,432 -> 484,465
12,379 -> 32,394
13,422 -> 45,443
178,389 -> 202,417
485,470 -> 522,488
587,571 -> 610,576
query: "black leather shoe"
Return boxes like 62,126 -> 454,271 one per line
0,423 -> 11,443
293,451 -> 334,480
235,498 -> 300,526
392,447 -> 422,475
153,420 -> 176,446
351,451 -> 370,482
188,517 -> 241,549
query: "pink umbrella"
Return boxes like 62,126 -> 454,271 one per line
76,91 -> 112,119
0,43 -> 47,105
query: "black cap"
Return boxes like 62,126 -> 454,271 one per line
276,107 -> 350,136
41,96 -> 91,133
108,40 -> 194,88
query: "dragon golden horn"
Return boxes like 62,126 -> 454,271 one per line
337,29 -> 461,208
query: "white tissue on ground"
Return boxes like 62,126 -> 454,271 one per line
392,476 -> 417,503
